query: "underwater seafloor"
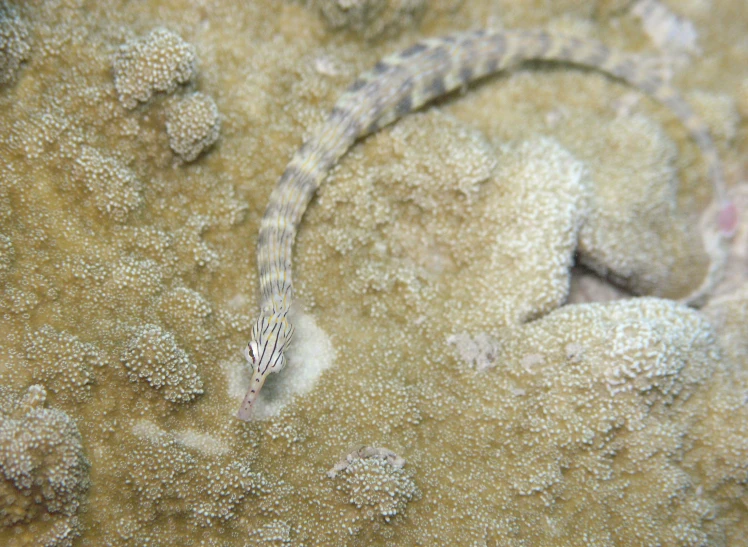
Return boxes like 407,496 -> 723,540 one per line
1,0 -> 747,545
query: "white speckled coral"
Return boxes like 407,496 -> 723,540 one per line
301,114 -> 589,333
121,324 -> 204,403
70,145 -> 143,223
0,2 -> 30,87
113,28 -> 196,110
0,385 -> 90,545
329,447 -> 418,522
165,92 -> 221,162
448,72 -> 734,302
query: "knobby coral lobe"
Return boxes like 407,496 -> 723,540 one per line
0,385 -> 90,547
113,27 -> 196,110
165,91 -> 221,162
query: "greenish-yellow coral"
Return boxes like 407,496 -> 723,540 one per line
448,69 -> 723,301
687,90 -> 739,144
70,145 -> 143,222
157,286 -> 212,325
703,283 -> 748,370
165,92 -> 221,162
24,325 -> 104,403
0,385 -> 89,547
330,448 -> 418,522
121,324 -> 204,403
574,113 -> 716,300
107,255 -> 163,300
115,420 -> 266,531
738,78 -> 748,119
113,28 -> 196,109
0,232 -> 13,282
0,1 -> 30,87
301,111 -> 589,330
298,110 -> 497,319
679,283 -> 748,547
453,136 -> 590,328
437,298 -> 735,545
122,422 -> 197,515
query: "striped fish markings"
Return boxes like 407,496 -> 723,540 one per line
237,28 -> 736,420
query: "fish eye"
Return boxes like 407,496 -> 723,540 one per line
245,342 -> 258,364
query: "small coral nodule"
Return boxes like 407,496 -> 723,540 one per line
314,0 -> 427,39
166,92 -> 221,162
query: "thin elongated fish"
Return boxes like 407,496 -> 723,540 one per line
237,28 -> 736,420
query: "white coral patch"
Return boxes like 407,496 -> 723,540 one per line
458,137 -> 590,327
173,429 -> 230,456
447,332 -> 501,372
602,306 -> 715,396
71,146 -> 143,222
331,450 -> 418,522
131,419 -> 229,456
632,0 -> 700,53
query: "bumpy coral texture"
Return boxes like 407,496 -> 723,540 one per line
0,233 -> 13,282
0,0 -> 746,545
0,385 -> 90,547
69,145 -> 143,223
312,0 -> 466,39
111,420 -> 266,531
332,452 -> 418,522
121,324 -> 204,403
0,2 -> 30,86
703,283 -> 748,367
299,112 -> 591,330
447,72 -> 732,302
443,298 -> 746,545
165,92 -> 221,161
24,325 -> 104,403
113,27 -> 196,109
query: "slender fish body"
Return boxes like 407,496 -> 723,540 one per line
237,28 -> 734,421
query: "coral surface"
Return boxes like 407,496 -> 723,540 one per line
165,91 -> 221,161
0,385 -> 89,547
112,27 -> 196,110
0,1 -> 30,87
120,323 -> 204,403
0,0 -> 746,545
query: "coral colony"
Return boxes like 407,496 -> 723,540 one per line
1,1 -> 746,545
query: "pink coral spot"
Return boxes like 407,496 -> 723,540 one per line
717,202 -> 738,237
